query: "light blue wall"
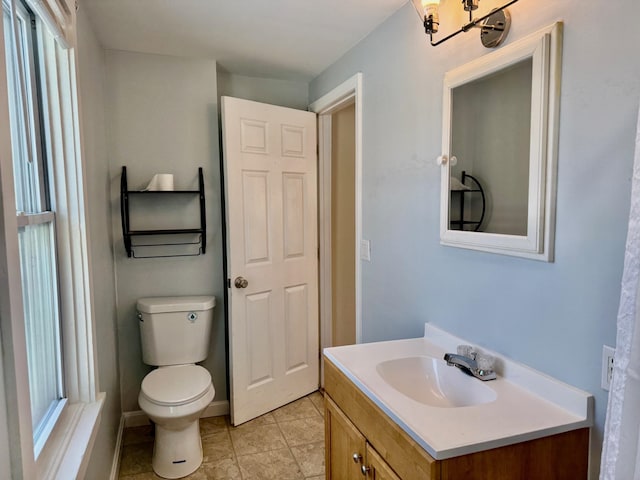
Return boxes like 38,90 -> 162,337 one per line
90,51 -> 311,418
217,70 -> 309,110
76,10 -> 121,477
106,51 -> 226,413
310,0 -> 640,475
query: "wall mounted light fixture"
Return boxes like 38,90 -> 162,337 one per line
411,0 -> 519,48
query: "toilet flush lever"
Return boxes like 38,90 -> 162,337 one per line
234,276 -> 248,289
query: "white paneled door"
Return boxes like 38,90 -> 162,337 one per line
221,97 -> 319,425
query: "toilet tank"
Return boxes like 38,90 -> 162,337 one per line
137,296 -> 215,366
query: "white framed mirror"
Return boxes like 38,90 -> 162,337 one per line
440,22 -> 563,261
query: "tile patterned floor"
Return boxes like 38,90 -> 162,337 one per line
118,391 -> 325,480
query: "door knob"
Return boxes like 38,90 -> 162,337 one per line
352,453 -> 362,464
234,276 -> 248,288
361,464 -> 370,476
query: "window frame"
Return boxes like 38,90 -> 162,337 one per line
5,0 -> 68,456
10,0 -> 48,213
0,0 -> 103,477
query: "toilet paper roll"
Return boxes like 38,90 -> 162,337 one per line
145,173 -> 174,191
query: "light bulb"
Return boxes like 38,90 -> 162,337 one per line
422,0 -> 440,15
421,0 -> 439,33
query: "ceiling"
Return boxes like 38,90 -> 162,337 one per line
83,0 -> 409,81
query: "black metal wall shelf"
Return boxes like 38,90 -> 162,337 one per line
120,166 -> 206,258
450,170 -> 486,232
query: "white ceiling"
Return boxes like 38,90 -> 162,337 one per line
83,0 -> 409,81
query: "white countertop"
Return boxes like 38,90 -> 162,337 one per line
323,324 -> 593,460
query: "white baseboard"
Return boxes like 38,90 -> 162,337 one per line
122,400 -> 230,429
203,400 -> 230,418
108,415 -> 125,480
122,410 -> 150,429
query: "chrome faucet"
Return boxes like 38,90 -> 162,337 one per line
444,350 -> 496,381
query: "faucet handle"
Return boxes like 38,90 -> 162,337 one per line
476,353 -> 495,373
457,344 -> 475,358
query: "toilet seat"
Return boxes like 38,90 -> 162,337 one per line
141,364 -> 211,406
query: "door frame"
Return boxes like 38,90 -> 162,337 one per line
309,73 -> 363,352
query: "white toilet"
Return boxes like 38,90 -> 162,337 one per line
137,296 -> 216,479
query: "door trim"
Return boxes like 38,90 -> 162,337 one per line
309,73 -> 363,351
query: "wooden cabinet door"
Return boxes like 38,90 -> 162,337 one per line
325,396 -> 367,480
366,444 -> 402,480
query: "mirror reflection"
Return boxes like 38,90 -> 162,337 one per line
449,58 -> 533,235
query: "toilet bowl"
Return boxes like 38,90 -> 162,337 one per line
136,295 -> 216,479
139,365 -> 215,478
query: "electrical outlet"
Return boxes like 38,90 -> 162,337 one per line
601,345 -> 615,391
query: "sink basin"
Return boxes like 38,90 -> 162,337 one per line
376,356 -> 497,408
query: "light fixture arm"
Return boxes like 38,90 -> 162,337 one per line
424,0 -> 519,47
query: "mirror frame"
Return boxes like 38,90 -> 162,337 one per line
440,22 -> 563,261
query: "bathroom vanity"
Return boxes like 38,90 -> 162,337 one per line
323,325 -> 592,479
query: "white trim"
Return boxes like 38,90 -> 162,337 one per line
309,75 -> 359,115
317,113 -> 333,355
37,15 -> 98,405
16,210 -> 55,226
34,398 -> 67,458
122,410 -> 151,429
24,0 -> 74,48
36,393 -> 104,479
0,5 -> 100,478
309,73 -> 364,347
123,400 -> 231,429
108,415 -> 125,480
202,399 -> 231,419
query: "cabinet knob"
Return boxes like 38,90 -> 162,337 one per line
436,155 -> 448,166
436,154 -> 458,166
352,453 -> 362,464
361,464 -> 370,476
234,276 -> 249,288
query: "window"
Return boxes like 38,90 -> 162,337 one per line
2,0 -> 66,456
0,0 -> 103,476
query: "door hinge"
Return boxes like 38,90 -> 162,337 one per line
227,278 -> 231,288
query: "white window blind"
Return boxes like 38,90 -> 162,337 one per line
18,221 -> 64,440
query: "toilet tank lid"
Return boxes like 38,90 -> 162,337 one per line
137,295 -> 215,314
